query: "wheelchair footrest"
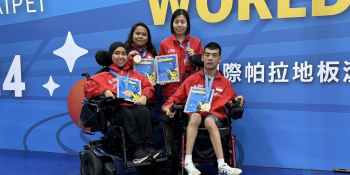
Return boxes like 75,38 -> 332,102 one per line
154,157 -> 169,163
334,168 -> 350,173
125,161 -> 151,168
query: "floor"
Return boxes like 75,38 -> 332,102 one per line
0,149 -> 348,175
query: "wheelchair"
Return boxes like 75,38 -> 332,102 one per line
170,54 -> 244,174
78,51 -> 172,175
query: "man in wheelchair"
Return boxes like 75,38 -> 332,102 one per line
162,42 -> 244,175
84,42 -> 163,164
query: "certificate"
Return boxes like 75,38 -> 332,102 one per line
134,59 -> 156,86
155,54 -> 180,84
184,87 -> 214,113
116,78 -> 142,102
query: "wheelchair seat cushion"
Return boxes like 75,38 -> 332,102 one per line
193,127 -> 231,159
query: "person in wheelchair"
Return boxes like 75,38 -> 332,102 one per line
162,42 -> 244,175
84,42 -> 163,164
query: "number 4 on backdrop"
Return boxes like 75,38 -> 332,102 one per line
2,55 -> 25,97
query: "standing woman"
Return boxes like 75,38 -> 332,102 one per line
125,22 -> 158,108
159,9 -> 203,152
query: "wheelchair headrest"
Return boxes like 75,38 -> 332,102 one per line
193,54 -> 204,67
95,50 -> 113,67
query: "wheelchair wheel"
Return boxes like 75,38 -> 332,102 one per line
80,150 -> 103,175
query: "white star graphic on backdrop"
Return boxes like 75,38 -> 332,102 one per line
53,31 -> 88,73
43,76 -> 60,96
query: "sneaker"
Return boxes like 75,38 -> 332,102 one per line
184,163 -> 201,175
133,149 -> 151,163
218,163 -> 242,175
144,147 -> 164,159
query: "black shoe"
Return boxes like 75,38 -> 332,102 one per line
133,149 -> 151,163
144,147 -> 164,159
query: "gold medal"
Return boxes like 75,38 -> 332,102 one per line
134,55 -> 142,63
202,103 -> 211,112
124,90 -> 133,98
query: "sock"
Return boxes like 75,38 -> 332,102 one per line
185,155 -> 193,166
218,158 -> 225,167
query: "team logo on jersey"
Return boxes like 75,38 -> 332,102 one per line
167,49 -> 175,53
213,92 -> 222,97
194,84 -> 203,88
216,86 -> 223,92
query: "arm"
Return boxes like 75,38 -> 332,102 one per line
159,42 -> 165,56
161,78 -> 189,112
84,79 -> 109,99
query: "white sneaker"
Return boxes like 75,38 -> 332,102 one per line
184,163 -> 201,175
218,163 -> 242,175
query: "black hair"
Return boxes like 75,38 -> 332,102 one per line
125,22 -> 158,57
204,42 -> 222,56
171,9 -> 191,35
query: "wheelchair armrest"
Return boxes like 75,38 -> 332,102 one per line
228,99 -> 244,120
97,96 -> 114,108
172,103 -> 184,111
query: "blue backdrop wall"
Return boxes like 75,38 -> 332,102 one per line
0,0 -> 349,172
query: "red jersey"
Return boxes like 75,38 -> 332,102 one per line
159,34 -> 203,96
84,63 -> 155,107
162,70 -> 238,121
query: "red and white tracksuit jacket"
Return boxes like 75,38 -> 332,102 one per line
162,70 -> 240,121
84,63 -> 155,107
159,34 -> 203,97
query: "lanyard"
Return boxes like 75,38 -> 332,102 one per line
132,45 -> 147,58
176,40 -> 190,58
203,70 -> 217,103
109,70 -> 129,90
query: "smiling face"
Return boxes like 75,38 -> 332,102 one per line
202,48 -> 222,70
173,14 -> 188,36
132,26 -> 148,50
111,47 -> 128,67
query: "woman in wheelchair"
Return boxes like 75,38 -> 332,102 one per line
84,42 -> 163,163
162,42 -> 244,175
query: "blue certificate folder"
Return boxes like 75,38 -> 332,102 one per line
155,54 -> 180,84
116,78 -> 142,102
184,87 -> 214,113
134,59 -> 156,86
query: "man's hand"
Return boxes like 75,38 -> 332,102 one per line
226,101 -> 233,108
128,51 -> 139,60
104,90 -> 115,99
162,103 -> 176,118
135,95 -> 147,106
184,57 -> 191,66
235,95 -> 244,107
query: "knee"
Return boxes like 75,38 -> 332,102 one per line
188,113 -> 201,127
204,118 -> 217,131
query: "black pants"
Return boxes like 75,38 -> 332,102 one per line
108,105 -> 154,151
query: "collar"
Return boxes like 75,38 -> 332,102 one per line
131,43 -> 147,52
199,68 -> 222,80
110,63 -> 130,74
171,34 -> 190,43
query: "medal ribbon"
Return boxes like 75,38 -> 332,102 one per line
175,40 -> 190,58
132,45 -> 147,58
204,70 -> 217,103
110,70 -> 129,90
